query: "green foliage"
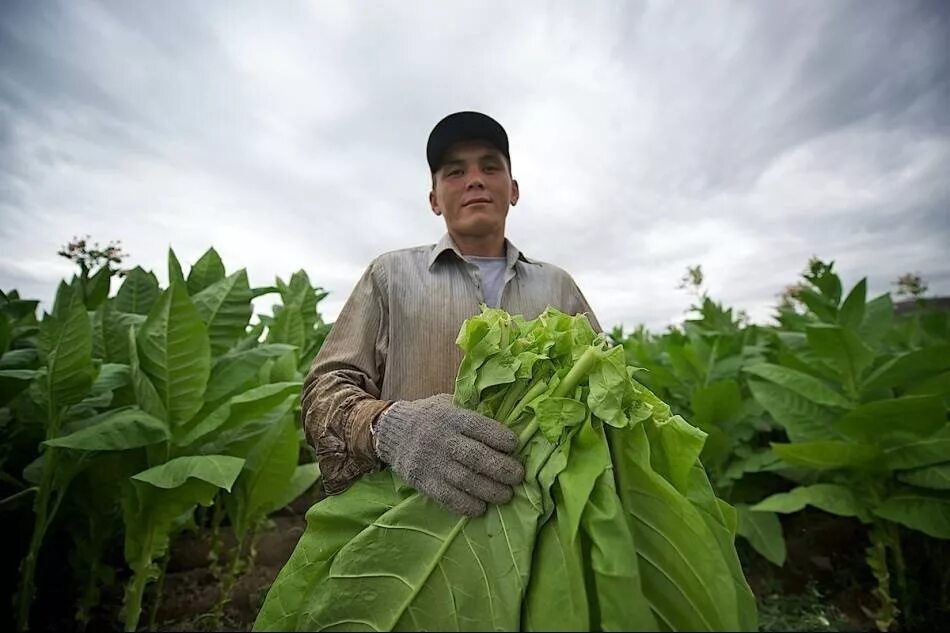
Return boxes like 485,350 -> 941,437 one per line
255,307 -> 757,631
4,245 -> 949,632
3,245 -> 330,631
754,264 -> 949,628
611,259 -> 950,630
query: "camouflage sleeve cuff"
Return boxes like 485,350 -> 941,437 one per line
316,398 -> 393,495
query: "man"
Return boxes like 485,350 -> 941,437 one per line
302,111 -> 601,517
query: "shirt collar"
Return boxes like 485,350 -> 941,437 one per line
427,232 -> 534,271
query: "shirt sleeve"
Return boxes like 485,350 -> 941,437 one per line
301,260 -> 393,495
567,276 -> 603,334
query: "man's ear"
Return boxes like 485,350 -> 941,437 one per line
429,190 -> 441,216
510,179 -> 520,207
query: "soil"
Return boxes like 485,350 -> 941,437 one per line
742,508 -> 877,631
154,514 -> 307,632
152,483 -> 323,632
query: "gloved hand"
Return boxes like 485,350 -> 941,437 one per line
374,393 -> 525,517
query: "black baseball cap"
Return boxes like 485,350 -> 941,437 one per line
426,111 -> 510,174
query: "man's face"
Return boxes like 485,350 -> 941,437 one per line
429,140 -> 519,238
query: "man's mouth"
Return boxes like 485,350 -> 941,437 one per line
462,198 -> 492,207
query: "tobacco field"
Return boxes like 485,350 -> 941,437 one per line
1,243 -> 948,632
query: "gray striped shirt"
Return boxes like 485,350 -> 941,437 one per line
302,232 -> 601,494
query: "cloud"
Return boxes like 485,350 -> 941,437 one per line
1,0 -> 948,330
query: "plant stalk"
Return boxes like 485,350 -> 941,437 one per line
146,554 -> 170,632
16,401 -> 63,633
208,496 -> 224,576
211,533 -> 248,628
123,529 -> 156,632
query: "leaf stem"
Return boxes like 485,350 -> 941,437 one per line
554,347 -> 600,399
0,487 -> 37,507
514,348 -> 601,452
495,378 -> 528,423
503,374 -> 549,427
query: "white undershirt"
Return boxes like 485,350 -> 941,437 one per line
464,255 -> 508,308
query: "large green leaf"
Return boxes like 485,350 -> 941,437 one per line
610,424 -> 756,631
690,380 -> 743,427
797,288 -> 837,323
128,326 -> 166,421
752,484 -> 869,521
137,282 -> 210,428
0,293 -> 40,320
131,454 -> 245,491
205,344 -> 296,402
522,430 -> 588,632
296,476 -> 538,630
176,381 -> 300,449
0,347 -> 38,370
114,267 -> 161,316
83,265 -> 112,309
861,346 -> 950,395
874,492 -> 950,539
257,425 -> 561,632
743,363 -> 852,409
186,247 -> 226,295
651,414 -> 707,495
747,380 -> 838,442
167,248 -> 185,286
805,324 -> 875,389
65,362 -> 132,419
580,465 -> 657,630
857,294 -> 894,347
897,463 -> 950,490
94,302 -> 145,364
255,474 -> 415,631
44,407 -> 169,451
39,282 -> 94,409
269,349 -> 300,382
192,270 -> 253,355
906,370 -> 950,398
837,278 -> 866,330
771,441 -> 881,470
0,368 -> 35,405
836,395 -> 946,443
884,426 -> 950,470
523,510 -> 589,631
266,306 -> 305,350
735,505 -> 786,566
227,415 -> 299,538
280,270 -> 318,332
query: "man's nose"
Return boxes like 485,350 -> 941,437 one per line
465,175 -> 485,189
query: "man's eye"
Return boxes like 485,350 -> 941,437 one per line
484,164 -> 498,172
447,169 -> 463,177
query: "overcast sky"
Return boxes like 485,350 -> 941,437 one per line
1,1 -> 948,331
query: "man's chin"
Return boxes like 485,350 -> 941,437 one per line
447,217 -> 504,237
